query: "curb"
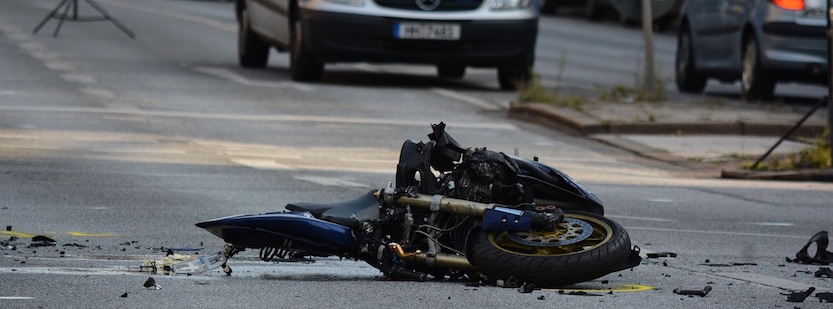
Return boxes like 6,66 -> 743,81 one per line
509,102 -> 832,182
508,103 -> 827,136
721,169 -> 833,181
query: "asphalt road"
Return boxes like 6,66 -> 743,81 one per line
1,0 -> 833,308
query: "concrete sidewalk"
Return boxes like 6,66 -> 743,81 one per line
508,100 -> 833,181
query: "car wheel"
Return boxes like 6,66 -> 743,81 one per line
741,37 -> 775,101
290,18 -> 324,82
238,6 -> 269,68
437,65 -> 466,79
498,65 -> 531,91
675,24 -> 706,93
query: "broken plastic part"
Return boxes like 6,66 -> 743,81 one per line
817,292 -> 833,303
518,282 -> 536,293
673,286 -> 712,297
815,267 -> 833,278
782,287 -> 815,303
794,231 -> 833,265
646,252 -> 677,258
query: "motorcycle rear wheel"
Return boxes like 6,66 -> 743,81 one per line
467,211 -> 631,287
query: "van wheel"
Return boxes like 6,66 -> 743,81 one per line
675,24 -> 706,93
290,18 -> 324,81
741,37 -> 775,101
238,6 -> 269,68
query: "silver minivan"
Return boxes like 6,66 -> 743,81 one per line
235,0 -> 539,90
675,0 -> 828,100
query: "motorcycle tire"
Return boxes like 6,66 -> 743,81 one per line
466,211 -> 631,287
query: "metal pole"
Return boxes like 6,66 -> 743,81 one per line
642,0 -> 655,94
828,0 -> 832,166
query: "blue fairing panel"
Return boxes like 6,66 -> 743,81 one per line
196,212 -> 357,254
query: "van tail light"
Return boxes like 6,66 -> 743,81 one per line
770,0 -> 805,10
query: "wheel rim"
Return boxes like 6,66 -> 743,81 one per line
742,41 -> 756,91
239,10 -> 249,56
488,214 -> 613,256
676,32 -> 691,79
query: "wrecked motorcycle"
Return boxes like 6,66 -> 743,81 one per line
196,123 -> 638,286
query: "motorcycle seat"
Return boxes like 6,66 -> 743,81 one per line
285,190 -> 380,228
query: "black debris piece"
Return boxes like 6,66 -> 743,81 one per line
119,242 -> 131,246
561,291 -> 604,296
120,292 -> 128,298
5,226 -> 10,231
793,231 -> 833,265
647,252 -> 677,258
63,243 -> 87,248
673,286 -> 712,297
815,267 -> 833,278
781,287 -> 815,303
518,282 -> 536,293
817,292 -> 833,303
700,262 -> 758,267
601,280 -> 609,284
537,295 -> 545,300
28,235 -> 56,247
143,277 -> 159,290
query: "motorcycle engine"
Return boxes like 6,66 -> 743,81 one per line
447,148 -> 524,205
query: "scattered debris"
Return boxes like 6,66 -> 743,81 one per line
781,287 -> 815,303
518,282 -> 536,293
817,292 -> 833,303
63,243 -> 87,248
537,295 -> 545,300
558,291 -> 604,296
647,252 -> 677,258
28,236 -> 56,247
120,292 -> 128,298
496,276 -> 519,288
140,251 -> 223,275
673,286 -> 712,297
143,277 -> 161,290
5,225 -> 10,231
815,267 -> 833,278
790,231 -> 832,265
699,262 -> 758,267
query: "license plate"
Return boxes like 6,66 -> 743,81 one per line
394,22 -> 461,40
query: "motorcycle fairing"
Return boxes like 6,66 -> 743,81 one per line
285,190 -> 380,229
195,212 -> 358,255
511,156 -> 605,215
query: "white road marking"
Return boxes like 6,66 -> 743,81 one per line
193,66 -> 313,92
79,87 -> 115,100
42,61 -> 75,71
294,175 -> 368,187
746,222 -> 794,227
0,297 -> 34,300
0,105 -> 518,130
647,198 -> 674,203
605,215 -> 674,222
711,272 -> 828,292
0,91 -> 16,96
229,159 -> 293,170
61,73 -> 97,84
430,88 -> 501,111
626,226 -> 809,239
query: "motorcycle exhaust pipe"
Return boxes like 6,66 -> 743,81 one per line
389,243 -> 476,271
379,191 -> 495,217
412,252 -> 477,271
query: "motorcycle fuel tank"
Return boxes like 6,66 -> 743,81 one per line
196,212 -> 358,255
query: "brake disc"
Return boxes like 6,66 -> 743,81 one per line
507,218 -> 593,247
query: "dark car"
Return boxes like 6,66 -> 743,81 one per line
675,0 -> 828,101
